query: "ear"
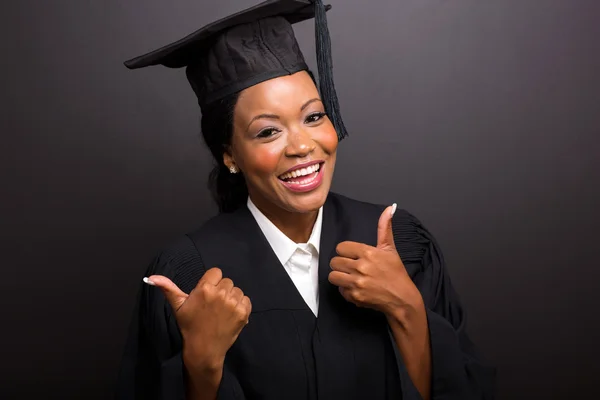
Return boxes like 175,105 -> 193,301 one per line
222,149 -> 235,169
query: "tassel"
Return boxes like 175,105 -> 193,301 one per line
314,0 -> 349,141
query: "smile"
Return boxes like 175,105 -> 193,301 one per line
278,162 -> 324,193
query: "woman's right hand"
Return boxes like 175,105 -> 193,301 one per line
145,267 -> 252,373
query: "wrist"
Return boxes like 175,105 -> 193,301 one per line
183,348 -> 225,377
184,360 -> 222,400
385,290 -> 426,330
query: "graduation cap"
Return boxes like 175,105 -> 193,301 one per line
124,0 -> 348,140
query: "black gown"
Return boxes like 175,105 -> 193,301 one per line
115,192 -> 496,399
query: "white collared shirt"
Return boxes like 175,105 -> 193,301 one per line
247,197 -> 322,316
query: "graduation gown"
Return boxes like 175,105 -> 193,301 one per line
115,192 -> 496,399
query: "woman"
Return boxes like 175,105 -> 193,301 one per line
116,1 -> 496,399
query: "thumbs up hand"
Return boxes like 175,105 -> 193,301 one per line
144,268 -> 252,373
328,204 -> 423,317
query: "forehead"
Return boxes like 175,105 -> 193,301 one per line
235,71 -> 320,118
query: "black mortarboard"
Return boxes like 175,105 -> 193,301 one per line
124,0 -> 348,140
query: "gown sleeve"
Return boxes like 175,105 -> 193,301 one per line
392,210 -> 497,400
114,235 -> 247,400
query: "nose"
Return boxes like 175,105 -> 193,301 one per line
285,127 -> 316,158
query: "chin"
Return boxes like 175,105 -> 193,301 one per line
283,185 -> 330,213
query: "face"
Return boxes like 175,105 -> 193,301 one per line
224,71 -> 338,215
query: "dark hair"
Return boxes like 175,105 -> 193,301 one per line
201,70 -> 318,213
201,91 -> 246,213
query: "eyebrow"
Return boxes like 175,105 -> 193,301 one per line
245,98 -> 322,132
301,98 -> 322,111
246,113 -> 280,132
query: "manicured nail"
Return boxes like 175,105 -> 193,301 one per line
143,277 -> 156,286
391,203 -> 397,217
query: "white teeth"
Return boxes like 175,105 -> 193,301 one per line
279,163 -> 321,180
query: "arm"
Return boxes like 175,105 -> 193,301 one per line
115,237 -> 249,400
386,291 -> 432,400
392,212 -> 497,400
329,205 -> 496,399
116,286 -> 225,400
330,205 -> 495,399
183,350 -> 223,400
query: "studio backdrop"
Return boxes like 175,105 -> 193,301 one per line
1,0 -> 599,399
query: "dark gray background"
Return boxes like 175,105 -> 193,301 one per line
1,0 -> 599,399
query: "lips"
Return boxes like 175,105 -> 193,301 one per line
278,162 -> 324,193
279,163 -> 321,180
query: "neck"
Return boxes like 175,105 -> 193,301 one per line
250,196 -> 318,243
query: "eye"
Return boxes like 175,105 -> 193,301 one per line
305,112 -> 326,124
256,127 -> 281,139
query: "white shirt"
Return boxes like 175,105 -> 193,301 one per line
247,197 -> 322,316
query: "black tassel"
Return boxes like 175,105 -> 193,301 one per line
314,0 -> 348,141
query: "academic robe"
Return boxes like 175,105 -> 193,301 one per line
115,192 -> 496,399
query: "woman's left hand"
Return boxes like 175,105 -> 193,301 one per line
328,205 -> 424,319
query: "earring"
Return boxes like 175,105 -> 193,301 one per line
229,165 -> 238,174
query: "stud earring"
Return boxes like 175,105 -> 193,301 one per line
229,165 -> 238,174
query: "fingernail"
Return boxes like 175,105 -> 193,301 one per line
391,203 -> 397,217
143,277 -> 156,286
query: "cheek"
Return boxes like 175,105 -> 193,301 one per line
318,125 -> 339,154
240,144 -> 284,176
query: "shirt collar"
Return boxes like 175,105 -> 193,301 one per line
247,197 -> 322,266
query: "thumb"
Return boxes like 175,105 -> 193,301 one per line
376,203 -> 397,249
143,275 -> 188,311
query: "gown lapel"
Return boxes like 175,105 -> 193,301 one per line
313,195 -> 361,399
209,205 -> 311,313
194,196 -> 379,319
313,194 -> 396,399
316,194 -> 347,322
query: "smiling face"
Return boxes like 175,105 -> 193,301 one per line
224,71 -> 338,215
